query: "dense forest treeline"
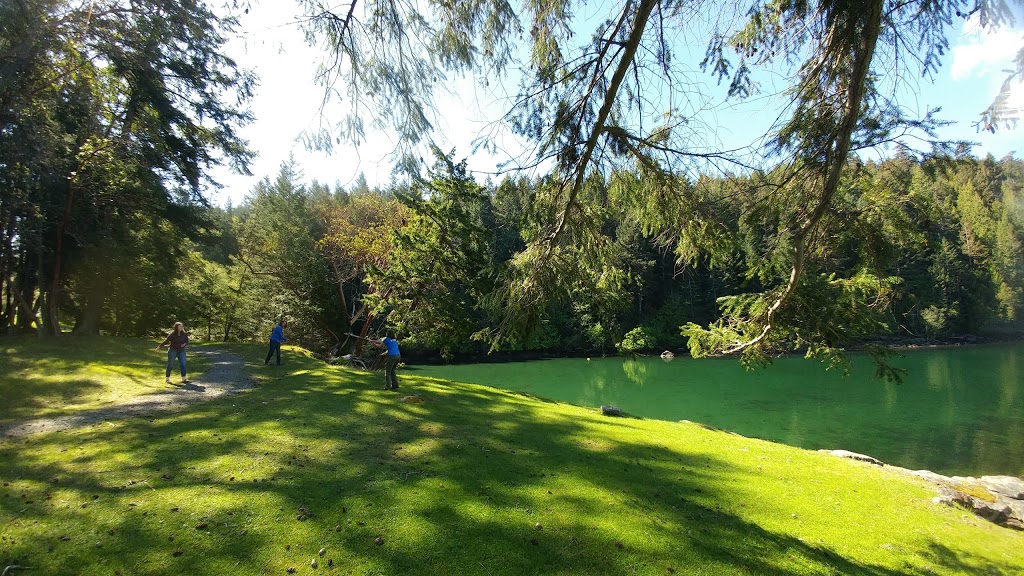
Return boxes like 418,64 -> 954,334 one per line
4,147 -> 1023,363
5,1 -> 1024,371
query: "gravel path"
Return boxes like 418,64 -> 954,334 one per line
0,348 -> 254,438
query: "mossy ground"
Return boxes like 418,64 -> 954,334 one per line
1,337 -> 1021,575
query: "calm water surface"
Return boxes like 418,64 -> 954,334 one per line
410,344 -> 1024,476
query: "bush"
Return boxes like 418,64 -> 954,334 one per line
618,326 -> 656,353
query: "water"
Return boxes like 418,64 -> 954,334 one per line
409,344 -> 1024,476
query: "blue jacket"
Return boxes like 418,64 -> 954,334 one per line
270,325 -> 287,343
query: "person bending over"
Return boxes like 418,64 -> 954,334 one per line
372,330 -> 401,390
265,320 -> 288,366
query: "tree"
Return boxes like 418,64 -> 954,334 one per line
0,0 -> 253,335
317,187 -> 406,351
296,1 -> 1024,372
366,149 -> 493,358
234,162 -> 341,349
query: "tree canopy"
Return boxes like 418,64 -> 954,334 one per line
3,0 -> 1024,381
0,0 -> 254,335
296,0 -> 1024,369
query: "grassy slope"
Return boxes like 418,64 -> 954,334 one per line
0,337 -> 210,423
0,338 -> 1021,576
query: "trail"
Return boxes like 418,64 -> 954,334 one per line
0,348 -> 253,438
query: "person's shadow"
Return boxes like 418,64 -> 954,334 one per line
181,382 -> 207,392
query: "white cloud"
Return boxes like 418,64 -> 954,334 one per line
950,12 -> 1024,82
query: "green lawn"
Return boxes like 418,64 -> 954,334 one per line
1,337 -> 1021,575
0,336 -> 210,423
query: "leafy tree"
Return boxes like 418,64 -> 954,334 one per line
317,187 -> 406,351
233,162 -> 345,350
366,149 -> 494,358
294,0 -> 1023,373
0,0 -> 253,335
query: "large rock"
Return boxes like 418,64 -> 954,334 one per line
970,499 -> 1012,524
910,471 -> 1024,531
910,470 -> 950,485
932,485 -> 972,508
819,450 -> 1024,531
979,476 -> 1024,500
1006,499 -> 1024,529
600,405 -> 623,417
824,450 -> 884,466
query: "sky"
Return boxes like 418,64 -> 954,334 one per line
207,3 -> 1024,207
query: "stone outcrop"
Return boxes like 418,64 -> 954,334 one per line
822,449 -> 884,466
915,472 -> 1024,530
822,450 -> 1024,531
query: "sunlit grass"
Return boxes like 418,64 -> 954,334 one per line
0,338 -> 1021,575
0,336 -> 210,423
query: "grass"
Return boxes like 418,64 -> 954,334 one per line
0,337 -> 210,423
1,337 -> 1022,575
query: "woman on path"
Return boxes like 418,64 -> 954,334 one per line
372,329 -> 401,390
156,322 -> 190,384
265,320 -> 288,365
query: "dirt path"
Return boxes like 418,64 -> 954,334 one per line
0,348 -> 254,438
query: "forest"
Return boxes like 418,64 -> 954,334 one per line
3,0 -> 1023,366
3,146 -> 1023,362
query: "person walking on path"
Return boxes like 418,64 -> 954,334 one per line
157,322 -> 190,384
265,320 -> 288,365
372,329 -> 401,390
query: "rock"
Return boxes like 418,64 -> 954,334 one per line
311,559 -> 318,569
1004,499 -> 1024,530
825,450 -> 884,466
916,470 -> 1024,531
970,500 -> 1012,524
660,351 -> 674,360
910,470 -> 951,485
935,485 -> 973,508
318,548 -> 326,556
979,476 -> 1024,500
600,405 -> 623,417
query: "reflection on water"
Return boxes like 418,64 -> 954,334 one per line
414,344 -> 1024,476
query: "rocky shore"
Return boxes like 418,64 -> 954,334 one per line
824,450 -> 1024,531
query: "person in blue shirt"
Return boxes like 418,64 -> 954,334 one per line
264,320 -> 288,365
372,329 -> 401,390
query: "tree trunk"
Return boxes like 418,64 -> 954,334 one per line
45,178 -> 76,335
72,270 -> 106,335
355,312 -> 375,356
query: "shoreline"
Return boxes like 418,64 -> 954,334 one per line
403,332 -> 1024,365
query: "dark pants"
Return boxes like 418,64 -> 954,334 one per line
385,355 -> 401,389
265,340 -> 281,365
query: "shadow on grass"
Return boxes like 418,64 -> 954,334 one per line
1,348 -> 1021,575
0,337 -> 216,426
0,376 -> 107,422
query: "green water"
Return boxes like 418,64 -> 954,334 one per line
409,344 -> 1024,476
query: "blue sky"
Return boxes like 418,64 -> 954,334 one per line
208,3 -> 1024,207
